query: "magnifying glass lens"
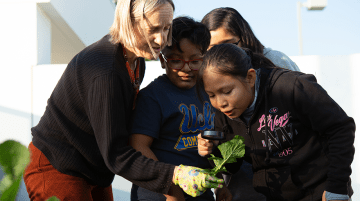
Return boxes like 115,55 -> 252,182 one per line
200,131 -> 225,140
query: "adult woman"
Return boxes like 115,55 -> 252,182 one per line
201,7 -> 300,201
23,1 -> 222,200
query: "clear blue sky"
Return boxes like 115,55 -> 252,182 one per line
171,0 -> 360,57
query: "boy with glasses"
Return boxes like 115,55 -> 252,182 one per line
129,16 -> 230,201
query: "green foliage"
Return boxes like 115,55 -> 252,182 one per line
47,196 -> 61,201
207,135 -> 245,176
0,140 -> 30,201
0,140 -> 61,201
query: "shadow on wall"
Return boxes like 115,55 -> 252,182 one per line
0,105 -> 34,121
0,105 -> 40,147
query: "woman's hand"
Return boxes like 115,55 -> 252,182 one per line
197,134 -> 219,156
215,186 -> 232,201
173,165 -> 224,197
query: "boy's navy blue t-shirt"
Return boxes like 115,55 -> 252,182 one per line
131,74 -> 214,168
130,74 -> 215,200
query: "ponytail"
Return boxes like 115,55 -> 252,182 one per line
250,52 -> 277,70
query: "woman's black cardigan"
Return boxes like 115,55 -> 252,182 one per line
31,35 -> 175,193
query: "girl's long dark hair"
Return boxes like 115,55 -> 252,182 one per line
196,44 -> 277,102
201,7 -> 264,54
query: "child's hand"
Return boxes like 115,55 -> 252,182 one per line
322,191 -> 350,201
197,134 -> 219,156
215,186 -> 232,201
173,165 -> 224,197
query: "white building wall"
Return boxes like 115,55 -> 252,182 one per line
36,1 -> 87,64
0,0 -> 114,145
0,2 -> 38,147
49,0 -> 115,46
37,5 -> 52,65
51,23 -> 84,64
0,1 -> 115,199
290,55 -> 356,116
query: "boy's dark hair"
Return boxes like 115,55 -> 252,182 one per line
201,7 -> 264,54
196,44 -> 277,101
163,16 -> 210,55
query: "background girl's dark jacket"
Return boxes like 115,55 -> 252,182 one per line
31,35 -> 175,193
214,68 -> 355,201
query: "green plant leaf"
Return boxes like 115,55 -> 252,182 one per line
0,140 -> 30,200
47,196 -> 61,201
218,135 -> 245,162
207,155 -> 223,167
207,135 -> 245,176
0,174 -> 22,201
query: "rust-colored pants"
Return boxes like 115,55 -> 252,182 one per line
23,142 -> 114,201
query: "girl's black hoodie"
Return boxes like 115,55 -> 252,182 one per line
214,68 -> 355,201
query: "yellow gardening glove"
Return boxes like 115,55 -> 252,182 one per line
173,164 -> 224,197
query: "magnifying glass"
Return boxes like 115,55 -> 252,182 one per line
200,131 -> 225,140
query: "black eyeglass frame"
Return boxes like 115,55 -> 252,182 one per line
232,39 -> 241,46
160,52 -> 203,71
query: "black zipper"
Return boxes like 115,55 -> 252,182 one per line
246,124 -> 262,167
246,71 -> 268,168
232,118 -> 261,168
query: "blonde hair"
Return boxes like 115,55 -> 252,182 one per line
110,0 -> 174,57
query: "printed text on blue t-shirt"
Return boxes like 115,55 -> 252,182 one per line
175,102 -> 215,150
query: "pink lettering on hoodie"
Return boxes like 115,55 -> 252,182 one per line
258,112 -> 290,132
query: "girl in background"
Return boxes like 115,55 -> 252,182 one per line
197,43 -> 354,201
202,7 -> 300,71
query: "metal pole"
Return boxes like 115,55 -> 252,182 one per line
297,2 -> 303,55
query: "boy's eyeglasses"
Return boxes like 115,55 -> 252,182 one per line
161,53 -> 203,71
232,39 -> 241,46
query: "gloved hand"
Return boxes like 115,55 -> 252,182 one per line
173,164 -> 224,197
